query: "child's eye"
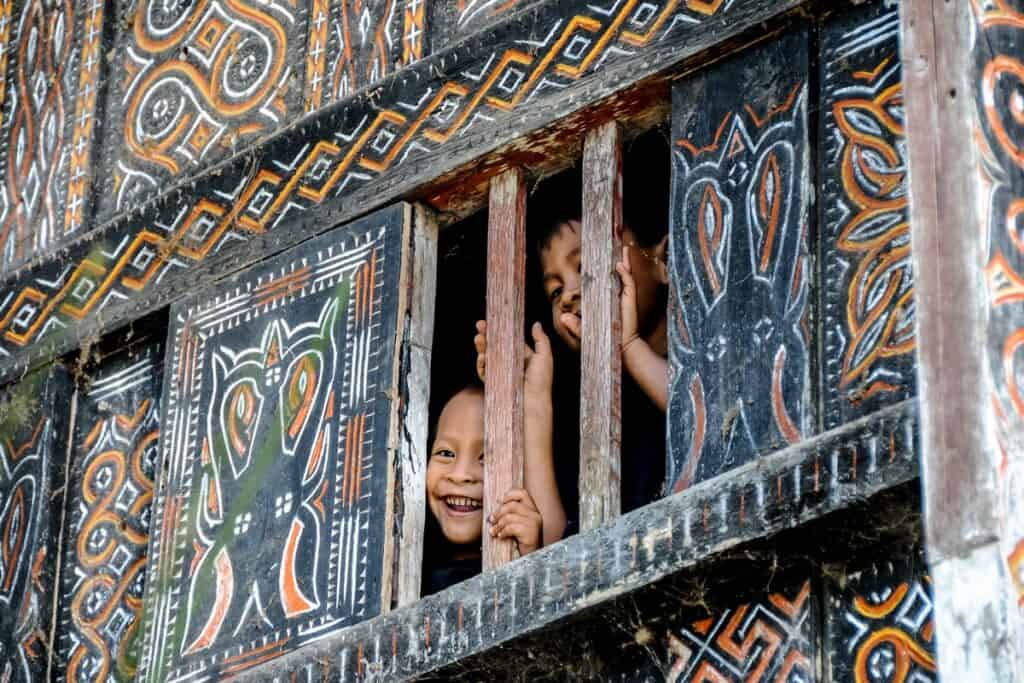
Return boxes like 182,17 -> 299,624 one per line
477,452 -> 484,464
432,449 -> 455,459
549,287 -> 562,303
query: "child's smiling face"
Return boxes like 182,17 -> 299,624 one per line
427,387 -> 485,546
540,220 -> 668,352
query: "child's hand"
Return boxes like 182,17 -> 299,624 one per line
488,488 -> 543,556
474,321 -> 554,399
616,244 -> 640,353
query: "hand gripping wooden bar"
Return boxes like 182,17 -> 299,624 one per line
483,168 -> 527,569
579,122 -> 623,529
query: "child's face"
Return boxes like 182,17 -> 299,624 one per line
540,221 -> 668,351
427,388 -> 485,546
540,220 -> 583,351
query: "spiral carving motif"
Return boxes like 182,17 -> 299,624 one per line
103,0 -> 301,216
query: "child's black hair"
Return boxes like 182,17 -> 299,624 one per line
427,378 -> 484,456
529,127 -> 671,259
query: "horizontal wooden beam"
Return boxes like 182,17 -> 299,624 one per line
233,400 -> 920,682
0,0 -> 806,384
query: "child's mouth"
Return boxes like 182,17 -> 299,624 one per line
443,496 -> 482,514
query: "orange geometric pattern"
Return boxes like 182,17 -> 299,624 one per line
98,0 -> 304,219
665,581 -> 814,681
971,0 -> 1024,610
52,346 -> 161,682
0,0 -> 736,380
820,6 -> 914,428
828,556 -> 936,683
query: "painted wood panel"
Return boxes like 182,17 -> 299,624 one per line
53,340 -> 164,683
819,3 -> 914,430
232,400 -> 920,681
0,0 -> 107,274
94,0 -> 310,221
667,29 -> 813,493
0,0 -> 802,385
605,577 -> 817,681
0,362 -> 72,682
135,204 -> 428,681
825,550 -> 938,682
303,0 -> 428,114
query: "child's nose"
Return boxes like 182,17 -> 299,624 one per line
559,285 -> 580,312
449,457 -> 480,483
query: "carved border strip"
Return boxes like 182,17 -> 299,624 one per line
235,400 -> 920,682
0,0 -> 803,383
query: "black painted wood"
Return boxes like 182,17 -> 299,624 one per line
136,204 -> 414,681
0,0 -> 806,385
0,362 -> 72,682
824,547 -> 938,681
234,400 -> 920,682
54,338 -> 164,683
666,28 -> 814,494
819,3 -> 914,431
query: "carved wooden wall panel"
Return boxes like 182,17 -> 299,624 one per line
303,0 -> 427,113
53,341 -> 163,683
136,204 -> 421,681
94,0 -> 311,221
667,29 -> 814,493
825,551 -> 938,682
0,363 -> 71,682
820,3 -> 914,430
972,0 -> 1024,615
0,0 -> 106,275
0,0 -> 792,385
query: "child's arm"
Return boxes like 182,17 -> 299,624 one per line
617,246 -> 668,413
476,321 -> 567,546
488,488 -> 544,556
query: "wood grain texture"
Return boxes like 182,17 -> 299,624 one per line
233,399 -> 921,682
580,122 -> 623,530
484,168 -> 527,569
899,0 -> 998,562
395,205 -> 439,607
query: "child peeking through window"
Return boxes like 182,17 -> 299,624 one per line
534,132 -> 671,514
421,324 -> 566,596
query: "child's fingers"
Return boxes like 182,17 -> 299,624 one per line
620,245 -> 633,273
531,322 -> 552,357
476,354 -> 486,381
616,261 -> 636,291
476,320 -> 487,333
474,332 -> 486,355
489,500 -> 536,523
500,488 -> 536,507
490,513 -> 539,540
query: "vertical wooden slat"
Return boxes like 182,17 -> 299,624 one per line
900,0 -> 1024,678
484,168 -> 527,569
579,122 -> 623,529
395,205 -> 438,606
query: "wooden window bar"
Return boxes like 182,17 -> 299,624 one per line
483,167 -> 528,569
579,122 -> 624,530
482,128 -> 625,567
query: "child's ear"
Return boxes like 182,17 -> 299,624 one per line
654,235 -> 669,285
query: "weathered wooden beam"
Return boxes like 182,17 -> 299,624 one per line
0,0 -> 807,385
900,0 -> 1024,677
233,400 -> 920,682
484,168 -> 527,569
394,205 -> 439,607
579,122 -> 623,529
